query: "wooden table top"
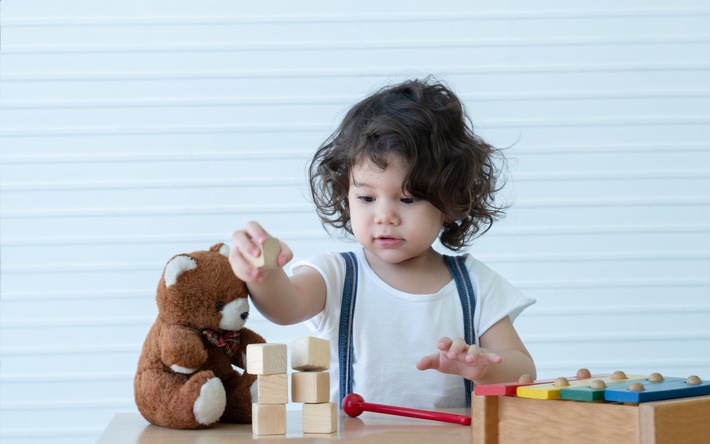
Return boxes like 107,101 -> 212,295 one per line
97,409 -> 472,443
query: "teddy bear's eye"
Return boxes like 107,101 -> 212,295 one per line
215,301 -> 225,312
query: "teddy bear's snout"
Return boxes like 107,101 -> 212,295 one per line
218,298 -> 250,331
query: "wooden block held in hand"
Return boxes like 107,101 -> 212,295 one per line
242,236 -> 280,269
292,371 -> 330,403
252,403 -> 286,435
303,402 -> 337,434
257,373 -> 288,404
291,336 -> 330,371
246,343 -> 287,375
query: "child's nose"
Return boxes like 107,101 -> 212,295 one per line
374,202 -> 400,225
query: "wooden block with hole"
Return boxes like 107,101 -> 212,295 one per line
251,403 -> 286,435
241,236 -> 280,269
302,402 -> 337,434
257,373 -> 288,404
291,336 -> 330,371
292,371 -> 330,403
246,343 -> 287,375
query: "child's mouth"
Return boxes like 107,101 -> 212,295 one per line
376,236 -> 402,247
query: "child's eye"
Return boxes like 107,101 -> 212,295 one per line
401,197 -> 418,204
357,196 -> 374,203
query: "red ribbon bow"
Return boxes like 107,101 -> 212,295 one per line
202,329 -> 240,358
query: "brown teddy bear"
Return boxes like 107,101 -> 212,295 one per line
134,243 -> 266,429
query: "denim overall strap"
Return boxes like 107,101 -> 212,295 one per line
338,251 -> 358,406
338,252 -> 476,408
444,255 -> 476,408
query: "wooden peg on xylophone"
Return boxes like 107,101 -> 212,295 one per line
518,374 -> 534,384
687,375 -> 702,385
649,372 -> 664,382
590,379 -> 607,389
611,370 -> 628,380
576,368 -> 591,379
554,377 -> 570,388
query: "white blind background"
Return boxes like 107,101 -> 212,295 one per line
1,1 -> 709,442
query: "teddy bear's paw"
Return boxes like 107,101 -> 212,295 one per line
193,377 -> 226,425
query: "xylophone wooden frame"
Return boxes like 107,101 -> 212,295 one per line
471,392 -> 710,444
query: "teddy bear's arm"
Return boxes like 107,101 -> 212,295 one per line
159,324 -> 207,374
233,328 -> 267,369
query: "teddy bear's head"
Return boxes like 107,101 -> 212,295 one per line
156,243 -> 250,331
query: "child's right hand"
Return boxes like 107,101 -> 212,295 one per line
229,221 -> 292,284
416,337 -> 502,382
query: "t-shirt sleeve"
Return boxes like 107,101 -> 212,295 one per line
467,255 -> 536,338
290,252 -> 346,335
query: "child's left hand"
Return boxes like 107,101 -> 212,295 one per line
416,337 -> 502,381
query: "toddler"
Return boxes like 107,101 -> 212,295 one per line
230,77 -> 536,409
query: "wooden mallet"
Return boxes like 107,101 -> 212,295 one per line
342,393 -> 471,425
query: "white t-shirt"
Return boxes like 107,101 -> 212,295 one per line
291,248 -> 535,409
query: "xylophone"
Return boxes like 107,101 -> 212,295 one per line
472,369 -> 710,444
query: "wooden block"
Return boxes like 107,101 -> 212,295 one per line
251,403 -> 286,435
605,377 -> 710,403
292,371 -> 330,403
242,236 -> 280,269
302,402 -> 337,434
257,373 -> 288,404
246,343 -> 287,375
516,374 -> 644,400
291,336 -> 330,371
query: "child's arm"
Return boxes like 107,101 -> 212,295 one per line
416,316 -> 536,384
229,222 -> 326,325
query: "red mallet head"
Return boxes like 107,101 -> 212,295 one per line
342,393 -> 365,417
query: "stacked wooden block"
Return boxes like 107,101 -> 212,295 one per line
291,336 -> 337,434
247,343 -> 288,436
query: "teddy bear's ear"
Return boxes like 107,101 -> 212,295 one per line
209,242 -> 230,258
164,255 -> 197,287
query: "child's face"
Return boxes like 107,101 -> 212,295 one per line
348,154 -> 445,265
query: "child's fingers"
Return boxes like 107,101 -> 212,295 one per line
487,352 -> 503,364
229,230 -> 264,281
464,344 -> 482,362
447,338 -> 469,359
230,255 -> 260,281
231,229 -> 261,258
416,353 -> 440,371
465,347 -> 502,365
437,337 -> 453,351
243,221 -> 267,242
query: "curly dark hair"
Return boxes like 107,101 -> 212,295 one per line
308,77 -> 507,251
